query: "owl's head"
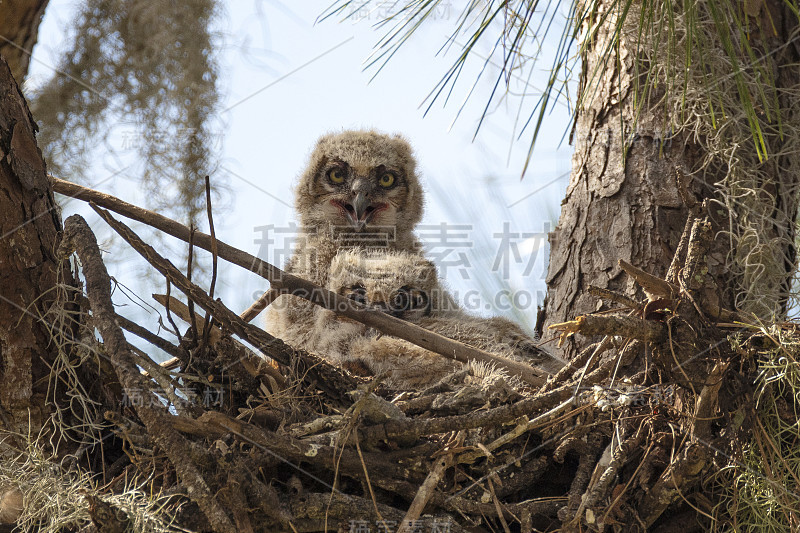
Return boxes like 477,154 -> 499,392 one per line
327,249 -> 437,321
296,130 -> 424,238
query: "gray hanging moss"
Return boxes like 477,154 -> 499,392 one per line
31,0 -> 222,229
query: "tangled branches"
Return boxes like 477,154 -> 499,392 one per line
2,180 -> 796,532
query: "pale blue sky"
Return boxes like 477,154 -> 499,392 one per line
28,1 -> 575,342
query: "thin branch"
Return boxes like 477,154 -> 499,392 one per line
588,285 -> 640,308
116,313 -> 184,361
618,259 -> 679,299
152,294 -> 222,345
679,218 -> 713,291
549,314 -> 666,343
666,213 -> 696,285
398,451 -> 454,533
202,175 -> 219,349
241,289 -> 281,323
692,361 -> 728,440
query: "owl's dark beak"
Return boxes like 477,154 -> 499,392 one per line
352,192 -> 370,223
337,180 -> 388,229
342,191 -> 379,230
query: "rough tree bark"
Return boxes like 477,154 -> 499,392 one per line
541,0 -> 800,359
0,0 -> 49,82
0,56 -> 66,435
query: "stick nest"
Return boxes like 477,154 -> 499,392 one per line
3,184 -> 798,533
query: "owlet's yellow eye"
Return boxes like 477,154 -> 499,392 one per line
327,168 -> 345,184
378,172 -> 396,188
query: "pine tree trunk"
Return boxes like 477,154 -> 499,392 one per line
0,57 -> 66,435
541,0 -> 800,359
0,0 -> 49,82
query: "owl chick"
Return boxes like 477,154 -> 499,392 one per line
326,247 -> 455,320
314,249 -> 564,389
266,130 -> 427,349
311,249 -> 458,388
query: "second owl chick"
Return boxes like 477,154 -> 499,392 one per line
312,249 -> 458,387
317,249 -> 564,388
